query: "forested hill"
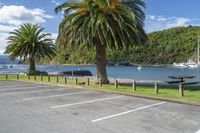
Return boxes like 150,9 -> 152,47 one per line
145,26 -> 200,64
53,26 -> 200,65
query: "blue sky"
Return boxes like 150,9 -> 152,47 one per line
0,0 -> 200,54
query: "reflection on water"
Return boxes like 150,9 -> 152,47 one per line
0,64 -> 200,81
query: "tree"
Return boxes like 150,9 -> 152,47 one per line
5,23 -> 56,71
55,0 -> 147,84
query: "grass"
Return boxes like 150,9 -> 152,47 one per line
0,74 -> 200,103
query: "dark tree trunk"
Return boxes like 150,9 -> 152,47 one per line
29,58 -> 36,71
96,37 -> 109,84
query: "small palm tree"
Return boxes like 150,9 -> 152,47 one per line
55,0 -> 147,84
5,23 -> 56,71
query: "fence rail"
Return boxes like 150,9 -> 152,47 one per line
0,74 -> 194,97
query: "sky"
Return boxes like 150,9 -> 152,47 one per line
0,0 -> 200,54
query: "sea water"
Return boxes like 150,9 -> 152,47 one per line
0,64 -> 200,81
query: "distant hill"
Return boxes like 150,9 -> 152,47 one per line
107,26 -> 200,64
142,26 -> 200,64
0,55 -> 19,64
51,26 -> 200,65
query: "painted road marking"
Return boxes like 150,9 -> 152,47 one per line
195,129 -> 200,133
23,91 -> 93,101
0,85 -> 51,92
91,102 -> 166,123
0,84 -> 38,88
50,96 -> 124,109
0,88 -> 64,97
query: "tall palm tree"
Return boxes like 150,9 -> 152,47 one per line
5,23 -> 56,71
55,0 -> 147,84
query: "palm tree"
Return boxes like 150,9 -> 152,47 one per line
5,23 -> 56,72
55,0 -> 147,84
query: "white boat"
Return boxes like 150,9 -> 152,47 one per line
173,63 -> 188,68
185,59 -> 198,68
173,36 -> 200,68
137,65 -> 143,70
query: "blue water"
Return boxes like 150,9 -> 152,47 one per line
1,64 -> 200,81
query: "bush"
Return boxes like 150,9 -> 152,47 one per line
27,70 -> 48,76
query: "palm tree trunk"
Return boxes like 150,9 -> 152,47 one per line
29,58 -> 36,71
96,37 -> 109,84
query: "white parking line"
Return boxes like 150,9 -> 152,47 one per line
23,91 -> 93,101
91,102 -> 166,123
50,96 -> 124,109
0,84 -> 37,88
0,88 -> 64,96
195,129 -> 200,133
0,85 -> 51,92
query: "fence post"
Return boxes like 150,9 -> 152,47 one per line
28,74 -> 30,80
179,84 -> 184,97
115,80 -> 118,89
56,75 -> 59,83
154,82 -> 159,94
40,75 -> 43,81
65,77 -> 67,84
75,77 -> 78,85
87,78 -> 90,86
16,74 -> 19,80
132,80 -> 136,91
48,76 -> 50,82
34,75 -> 36,80
6,74 -> 8,80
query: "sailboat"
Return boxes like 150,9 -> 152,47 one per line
186,36 -> 200,68
173,36 -> 200,68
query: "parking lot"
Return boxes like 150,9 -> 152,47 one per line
0,80 -> 199,133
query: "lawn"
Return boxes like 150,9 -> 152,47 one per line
0,74 -> 199,104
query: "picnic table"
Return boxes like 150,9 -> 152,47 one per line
167,76 -> 198,96
168,76 -> 196,83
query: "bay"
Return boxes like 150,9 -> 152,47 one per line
0,64 -> 200,81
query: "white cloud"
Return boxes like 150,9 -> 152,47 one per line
0,33 -> 9,54
51,33 -> 58,40
145,15 -> 198,33
0,25 -> 18,32
165,17 -> 191,28
0,5 -> 53,26
51,0 -> 60,6
0,5 -> 55,54
195,129 -> 200,133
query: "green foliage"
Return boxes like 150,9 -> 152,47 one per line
143,26 -> 200,64
27,70 -> 48,76
5,23 -> 57,70
54,26 -> 200,64
55,0 -> 146,82
55,0 -> 146,50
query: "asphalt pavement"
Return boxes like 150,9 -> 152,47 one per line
0,80 -> 199,133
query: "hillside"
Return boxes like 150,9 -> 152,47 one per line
144,26 -> 200,64
54,26 -> 200,64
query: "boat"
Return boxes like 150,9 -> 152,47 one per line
173,36 -> 200,68
137,65 -> 143,70
172,63 -> 188,68
185,59 -> 198,68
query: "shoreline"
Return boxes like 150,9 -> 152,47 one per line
43,63 -> 173,67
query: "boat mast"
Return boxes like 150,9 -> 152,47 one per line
198,36 -> 200,64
